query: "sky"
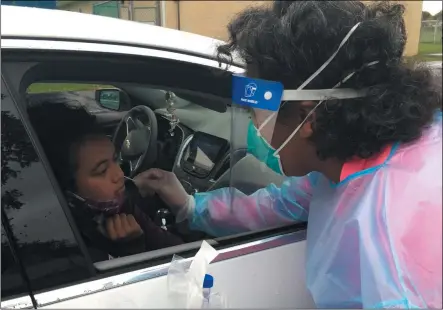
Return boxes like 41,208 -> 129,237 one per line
422,1 -> 442,15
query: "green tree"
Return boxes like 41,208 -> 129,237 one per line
422,11 -> 432,21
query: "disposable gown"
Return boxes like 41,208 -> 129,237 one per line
189,113 -> 442,309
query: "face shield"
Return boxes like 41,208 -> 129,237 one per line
230,75 -> 371,175
228,22 -> 379,206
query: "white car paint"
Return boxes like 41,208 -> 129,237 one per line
1,39 -> 244,75
1,5 -> 243,66
40,241 -> 313,309
1,6 -> 314,309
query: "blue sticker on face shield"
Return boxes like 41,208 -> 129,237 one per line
232,75 -> 283,111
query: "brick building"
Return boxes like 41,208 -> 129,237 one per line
56,0 -> 423,56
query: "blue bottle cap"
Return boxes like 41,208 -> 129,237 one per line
203,274 -> 214,288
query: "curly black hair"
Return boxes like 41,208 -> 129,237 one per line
28,101 -> 105,191
217,1 -> 441,161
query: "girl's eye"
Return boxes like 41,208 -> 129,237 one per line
96,168 -> 107,176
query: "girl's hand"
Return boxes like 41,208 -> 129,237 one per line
106,213 -> 143,241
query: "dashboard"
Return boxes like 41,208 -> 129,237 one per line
155,114 -> 231,194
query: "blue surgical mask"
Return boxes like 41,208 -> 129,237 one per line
247,120 -> 285,175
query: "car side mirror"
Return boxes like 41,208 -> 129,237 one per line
95,88 -> 126,111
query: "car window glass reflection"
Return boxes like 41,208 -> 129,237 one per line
1,81 -> 92,294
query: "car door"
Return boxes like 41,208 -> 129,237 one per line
1,38 -> 315,309
1,222 -> 34,309
1,77 -> 95,309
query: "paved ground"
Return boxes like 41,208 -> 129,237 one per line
427,61 -> 442,68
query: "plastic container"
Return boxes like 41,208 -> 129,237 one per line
202,274 -> 214,308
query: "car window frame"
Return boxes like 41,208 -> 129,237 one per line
1,39 -> 308,308
1,216 -> 36,308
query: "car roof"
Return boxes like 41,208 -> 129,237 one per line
1,5 -> 242,65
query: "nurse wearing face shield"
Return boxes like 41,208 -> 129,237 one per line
134,1 -> 442,308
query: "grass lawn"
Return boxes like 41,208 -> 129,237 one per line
418,42 -> 442,55
27,83 -> 114,94
416,25 -> 442,62
407,42 -> 443,62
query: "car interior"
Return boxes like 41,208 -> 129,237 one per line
10,51 -> 295,275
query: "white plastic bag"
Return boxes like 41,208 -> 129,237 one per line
167,241 -> 227,308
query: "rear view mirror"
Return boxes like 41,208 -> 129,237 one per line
95,88 -> 122,111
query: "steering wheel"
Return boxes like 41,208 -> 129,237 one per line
113,105 -> 158,177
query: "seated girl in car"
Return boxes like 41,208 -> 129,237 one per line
28,101 -> 183,261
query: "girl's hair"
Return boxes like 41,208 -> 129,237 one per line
28,101 -> 105,191
217,1 -> 441,160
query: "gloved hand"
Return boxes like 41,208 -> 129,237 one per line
133,168 -> 195,223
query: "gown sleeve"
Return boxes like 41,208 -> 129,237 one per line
188,173 -> 319,237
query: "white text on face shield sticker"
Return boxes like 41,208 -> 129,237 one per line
232,75 -> 283,111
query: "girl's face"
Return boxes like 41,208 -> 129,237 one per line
74,135 -> 125,202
